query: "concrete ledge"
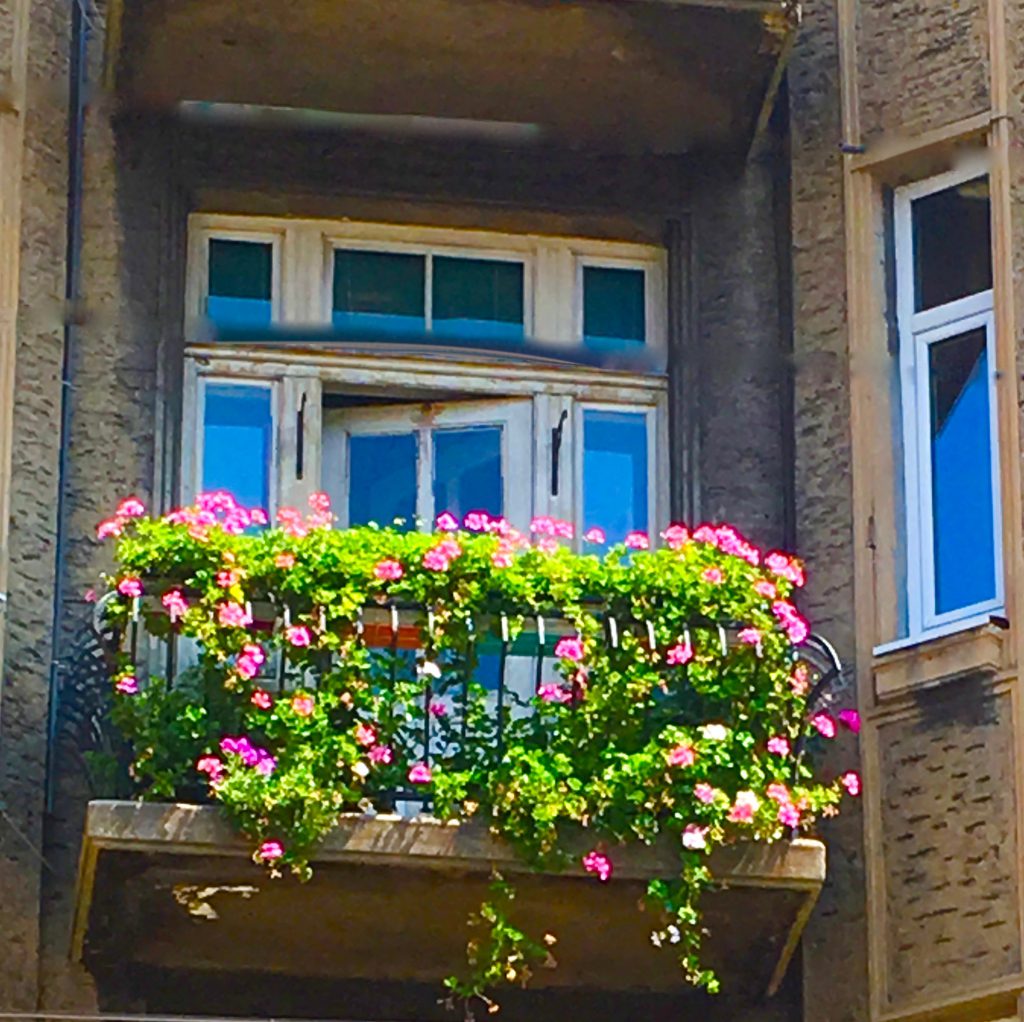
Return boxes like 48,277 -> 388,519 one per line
74,800 -> 826,998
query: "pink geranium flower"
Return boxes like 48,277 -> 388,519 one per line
753,580 -> 777,599
291,693 -> 315,717
694,783 -> 717,805
491,548 -> 514,568
251,689 -> 273,710
692,525 -> 718,545
666,744 -> 696,768
701,567 -> 724,585
661,524 -> 689,550
286,625 -> 312,647
369,745 -> 393,765
554,636 -> 584,662
428,701 -> 448,718
737,627 -> 762,647
423,546 -> 452,571
96,518 -> 123,540
538,683 -> 572,705
811,713 -> 836,738
790,663 -> 810,695
840,771 -> 861,796
767,736 -> 791,757
435,511 -> 459,532
463,511 -> 489,533
355,723 -> 377,747
778,802 -> 801,827
408,762 -> 432,784
162,589 -> 188,623
257,840 -> 284,863
116,675 -> 139,695
624,531 -> 649,550
582,849 -> 612,882
116,497 -> 146,519
583,526 -> 606,545
218,602 -> 252,629
117,577 -> 143,598
666,641 -> 693,666
838,709 -> 862,734
727,791 -> 760,823
766,782 -> 791,804
374,559 -> 404,581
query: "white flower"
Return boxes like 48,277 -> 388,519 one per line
418,661 -> 442,679
650,931 -> 663,948
700,723 -> 728,741
682,824 -> 708,850
667,925 -> 681,944
352,761 -> 370,778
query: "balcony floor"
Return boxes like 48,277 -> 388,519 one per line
74,800 -> 823,1006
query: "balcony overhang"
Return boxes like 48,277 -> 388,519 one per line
74,800 -> 824,1002
109,0 -> 798,157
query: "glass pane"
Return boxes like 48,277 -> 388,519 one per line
432,257 -> 524,341
202,384 -> 272,510
912,177 -> 991,312
349,433 -> 417,527
583,410 -> 648,546
333,250 -> 426,336
433,426 -> 503,521
928,327 -> 996,614
583,266 -> 646,349
207,239 -> 273,330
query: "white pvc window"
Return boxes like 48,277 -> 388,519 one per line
893,166 -> 1002,641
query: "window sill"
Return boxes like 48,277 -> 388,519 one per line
873,620 -> 1008,700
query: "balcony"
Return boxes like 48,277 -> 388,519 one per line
74,498 -> 853,1017
108,0 -> 798,157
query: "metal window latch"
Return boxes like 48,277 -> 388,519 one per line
296,393 -> 307,480
550,409 -> 568,496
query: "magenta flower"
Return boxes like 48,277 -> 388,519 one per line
374,559 -> 404,581
463,511 -> 489,532
355,723 -> 377,747
838,709 -> 862,734
428,701 -> 449,718
738,627 -> 762,647
257,840 -> 284,864
116,675 -> 139,695
162,589 -> 188,623
218,601 -> 252,629
767,736 -> 791,757
811,713 -> 836,739
117,577 -> 143,599
692,525 -> 718,545
727,791 -> 759,823
291,693 -> 315,717
584,526 -> 606,545
236,653 -> 262,681
694,783 -> 717,804
753,579 -> 777,599
682,824 -> 708,850
116,497 -> 146,519
666,641 -> 694,666
553,519 -> 574,540
582,850 -> 612,882
216,569 -> 240,588
435,511 -> 459,532
660,523 -> 689,549
538,683 -> 572,705
251,689 -> 273,710
554,636 -> 584,662
624,530 -> 649,550
423,546 -> 451,571
701,567 -> 724,585
196,756 -> 224,783
840,771 -> 861,796
765,552 -> 806,587
251,508 -> 269,526
530,515 -> 554,535
666,744 -> 696,768
286,625 -> 312,647
254,752 -> 277,776
84,588 -> 97,603
766,782 -> 791,804
96,518 -> 123,540
408,762 -> 432,785
369,744 -> 393,765
778,802 -> 801,827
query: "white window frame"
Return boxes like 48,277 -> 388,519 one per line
892,163 -> 1003,644
322,398 -> 534,530
573,254 -> 664,354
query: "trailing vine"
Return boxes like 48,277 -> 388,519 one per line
93,493 -> 860,1012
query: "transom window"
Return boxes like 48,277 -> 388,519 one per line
892,166 -> 1002,642
182,216 -> 668,544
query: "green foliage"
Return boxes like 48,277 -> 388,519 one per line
95,495 -> 857,1011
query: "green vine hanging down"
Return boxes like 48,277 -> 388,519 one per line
93,493 -> 860,1011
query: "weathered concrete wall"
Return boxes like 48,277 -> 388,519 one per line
0,0 -> 68,1007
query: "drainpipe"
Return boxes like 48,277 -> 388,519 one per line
44,0 -> 88,809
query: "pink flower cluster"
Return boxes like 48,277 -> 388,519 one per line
197,755 -> 225,785
235,642 -> 266,680
220,735 -> 277,775
624,531 -> 649,550
660,524 -> 689,549
408,762 -> 432,784
727,790 -> 760,823
117,576 -> 143,599
767,736 -> 791,757
351,720 -> 393,765
694,782 -> 718,804
286,624 -> 312,647
95,496 -> 147,540
810,712 -> 836,738
767,781 -> 805,828
765,551 -> 806,587
218,601 -> 252,629
423,538 -> 463,572
538,682 -> 572,705
554,635 -> 584,662
274,493 -> 333,539
162,492 -> 267,540
772,599 -> 809,645
291,693 -> 315,717
115,675 -> 139,695
582,849 -> 613,882
257,840 -> 284,864
374,559 -> 404,581
583,526 -> 606,545
682,823 -> 708,850
666,640 -> 693,666
666,743 -> 696,768
251,688 -> 273,710
530,516 -> 574,540
162,589 -> 188,623
692,524 -> 761,566
840,771 -> 861,796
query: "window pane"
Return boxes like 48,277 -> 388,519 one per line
333,250 -> 426,336
583,266 -> 646,349
432,257 -> 524,341
207,239 -> 273,330
349,433 -> 417,527
202,384 -> 272,510
433,426 -> 503,520
929,327 -> 996,614
583,410 -> 648,545
913,177 -> 991,312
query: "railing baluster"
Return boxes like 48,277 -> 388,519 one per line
534,614 -> 545,694
496,613 -> 509,759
